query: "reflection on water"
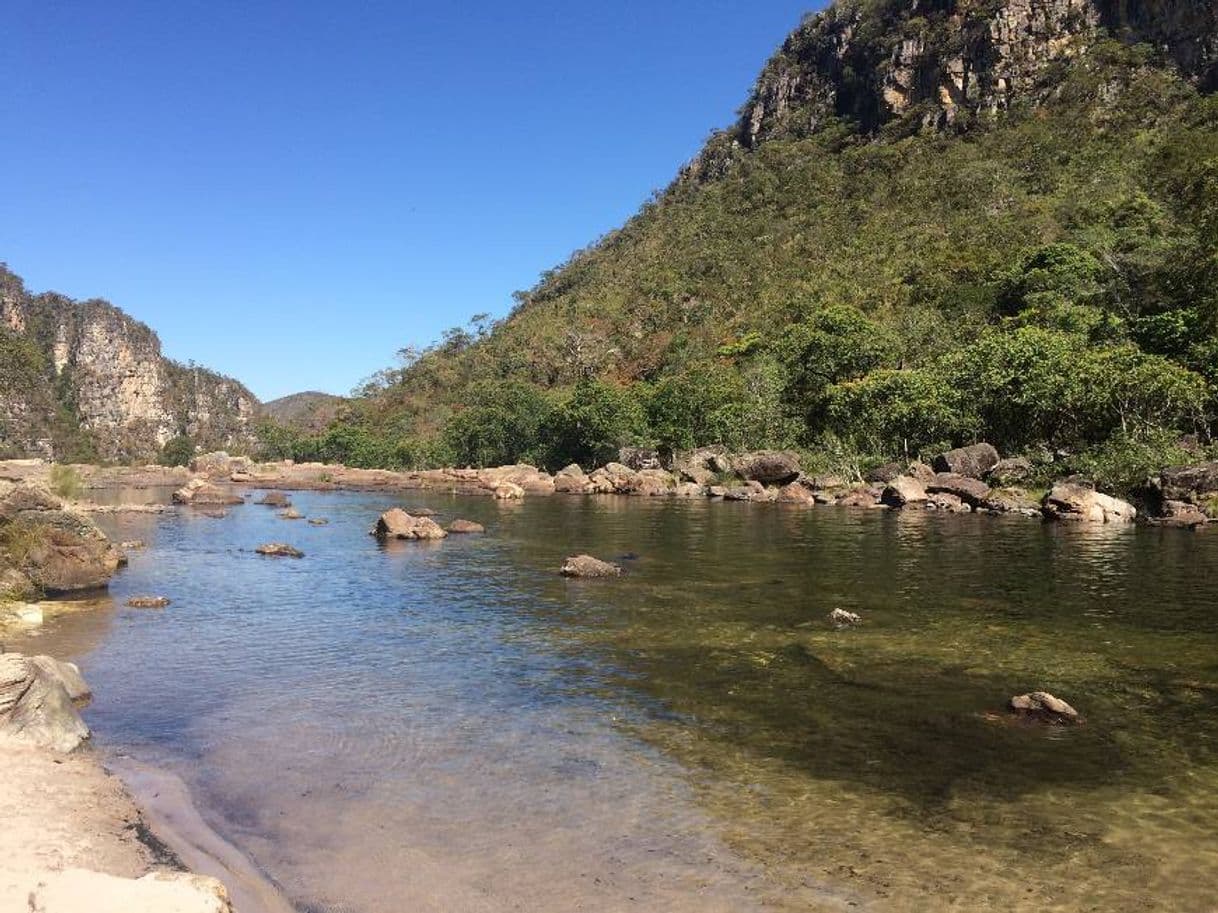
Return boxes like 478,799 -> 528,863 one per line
14,491 -> 1218,912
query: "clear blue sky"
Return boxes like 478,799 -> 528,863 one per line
2,1 -> 819,401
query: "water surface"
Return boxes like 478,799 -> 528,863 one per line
16,490 -> 1218,912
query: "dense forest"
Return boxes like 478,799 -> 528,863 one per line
260,0 -> 1218,495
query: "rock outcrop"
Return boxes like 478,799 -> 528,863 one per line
0,265 -> 259,463
1042,483 -> 1137,523
0,481 -> 122,593
688,0 -> 1218,180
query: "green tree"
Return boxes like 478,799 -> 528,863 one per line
159,435 -> 196,467
544,380 -> 647,469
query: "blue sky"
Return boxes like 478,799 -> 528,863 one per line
3,1 -> 819,401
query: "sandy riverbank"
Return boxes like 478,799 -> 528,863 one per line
0,728 -> 294,913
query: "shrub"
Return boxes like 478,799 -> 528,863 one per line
543,380 -> 648,469
442,382 -> 553,468
158,435 -> 196,467
48,464 -> 84,500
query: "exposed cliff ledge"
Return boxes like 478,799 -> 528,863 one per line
685,0 -> 1216,180
0,265 -> 258,462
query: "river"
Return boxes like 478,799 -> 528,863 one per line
14,489 -> 1218,912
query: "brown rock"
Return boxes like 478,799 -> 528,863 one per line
126,596 -> 171,608
926,473 -> 992,507
372,508 -> 448,541
776,481 -> 816,505
560,555 -> 622,578
447,519 -> 485,534
932,443 -> 1000,479
986,457 -> 1032,486
1008,691 -> 1082,725
1042,483 -> 1136,524
881,475 -> 928,508
836,486 -> 882,508
732,450 -> 801,485
256,491 -> 292,508
255,543 -> 304,558
172,479 -> 244,506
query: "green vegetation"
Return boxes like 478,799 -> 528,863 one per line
48,464 -> 84,500
0,519 -> 49,566
257,37 -> 1218,494
158,435 -> 196,467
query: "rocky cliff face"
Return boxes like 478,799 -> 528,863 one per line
687,0 -> 1216,179
0,265 -> 258,462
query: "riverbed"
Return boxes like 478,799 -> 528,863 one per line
13,489 -> 1218,912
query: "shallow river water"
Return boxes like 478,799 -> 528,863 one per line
15,490 -> 1218,912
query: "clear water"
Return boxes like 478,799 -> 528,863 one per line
15,491 -> 1218,912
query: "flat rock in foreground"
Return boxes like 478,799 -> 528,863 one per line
30,869 -> 233,913
561,555 -> 622,578
0,653 -> 91,752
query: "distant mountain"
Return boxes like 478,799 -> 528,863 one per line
0,264 -> 259,463
260,391 -> 346,434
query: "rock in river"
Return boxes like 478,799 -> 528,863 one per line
932,443 -> 1000,480
447,519 -> 485,534
372,508 -> 448,541
255,543 -> 304,558
256,491 -> 292,508
560,555 -> 622,578
126,596 -> 171,608
828,608 -> 862,628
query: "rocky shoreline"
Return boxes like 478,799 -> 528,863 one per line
9,441 -> 1207,528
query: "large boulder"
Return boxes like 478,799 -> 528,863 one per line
776,481 -> 816,505
0,483 -> 122,594
560,555 -> 622,578
926,473 -> 992,508
1157,461 -> 1218,502
0,653 -> 91,752
932,443 -> 1000,479
1153,500 -> 1209,529
986,457 -> 1033,487
553,464 -> 591,494
1042,483 -> 1136,524
881,475 -> 928,508
372,508 -> 448,540
172,479 -> 244,507
671,447 -> 732,486
618,447 -> 661,471
732,451 -> 801,485
864,462 -> 904,484
622,469 -> 676,497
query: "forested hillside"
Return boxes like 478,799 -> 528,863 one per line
266,0 -> 1218,494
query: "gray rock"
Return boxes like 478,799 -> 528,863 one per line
881,476 -> 928,508
560,555 -> 622,578
732,451 -> 801,485
255,543 -> 305,558
1008,691 -> 1081,725
932,443 -> 1000,479
0,653 -> 91,752
986,457 -> 1032,486
1042,484 -> 1136,524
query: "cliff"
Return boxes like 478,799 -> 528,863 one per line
687,0 -> 1218,179
0,265 -> 258,463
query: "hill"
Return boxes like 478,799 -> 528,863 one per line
0,265 -> 259,463
260,392 -> 346,434
263,0 -> 1218,492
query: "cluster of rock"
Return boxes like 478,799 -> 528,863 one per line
169,447 -> 1216,528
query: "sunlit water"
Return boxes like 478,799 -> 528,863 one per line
14,490 -> 1218,912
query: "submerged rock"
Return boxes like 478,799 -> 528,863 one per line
493,482 -> 525,501
279,508 -> 303,520
372,508 -> 448,541
126,596 -> 171,608
446,519 -> 485,534
256,491 -> 292,508
0,653 -> 91,752
1042,484 -> 1136,524
828,608 -> 861,628
119,539 -> 147,550
1008,691 -> 1082,725
308,518 -> 330,526
255,543 -> 304,558
560,555 -> 622,578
